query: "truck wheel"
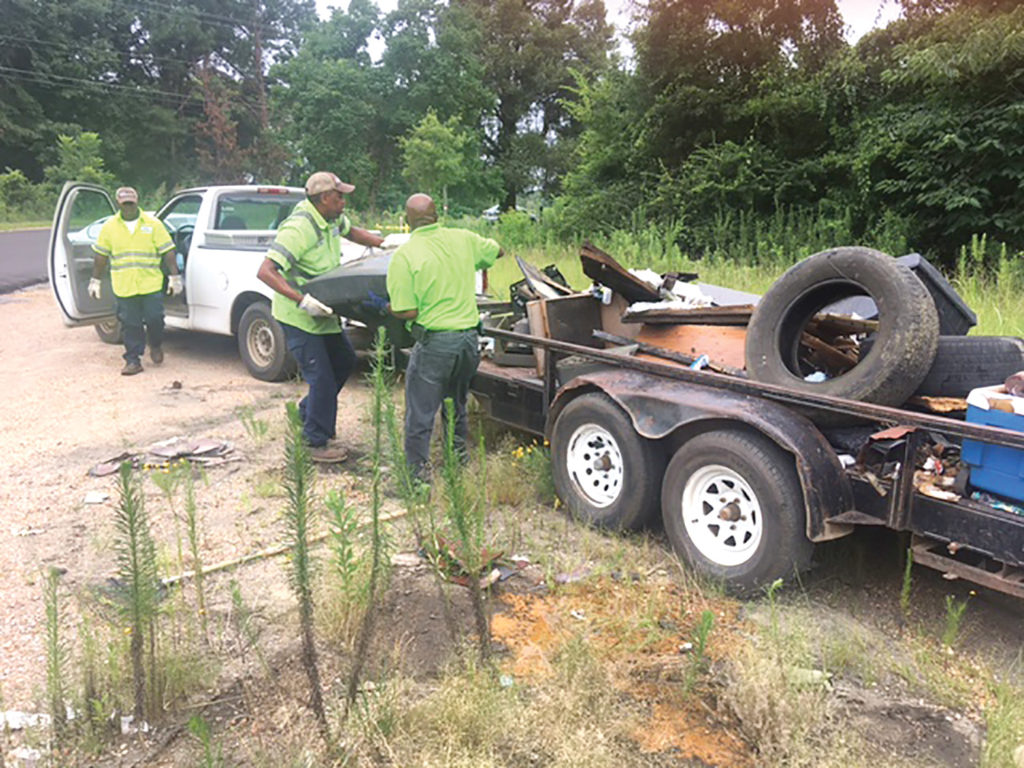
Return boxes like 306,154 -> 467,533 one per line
551,392 -> 665,530
238,302 -> 296,382
661,429 -> 813,593
94,318 -> 123,344
745,247 -> 939,412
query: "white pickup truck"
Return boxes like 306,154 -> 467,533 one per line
48,182 -> 389,381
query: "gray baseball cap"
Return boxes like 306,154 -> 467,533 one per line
115,186 -> 139,203
305,171 -> 355,196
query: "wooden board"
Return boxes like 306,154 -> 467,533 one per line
598,293 -> 637,343
635,324 -> 747,371
527,294 -> 603,376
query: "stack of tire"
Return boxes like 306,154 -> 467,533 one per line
743,246 -> 1024,414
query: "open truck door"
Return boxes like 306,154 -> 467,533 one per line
48,182 -> 117,326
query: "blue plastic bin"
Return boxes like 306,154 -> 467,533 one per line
962,387 -> 1024,504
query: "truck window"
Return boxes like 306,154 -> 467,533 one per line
215,193 -> 303,230
160,195 -> 202,232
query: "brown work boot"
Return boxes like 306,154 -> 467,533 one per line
121,361 -> 144,376
309,444 -> 348,463
150,346 -> 164,364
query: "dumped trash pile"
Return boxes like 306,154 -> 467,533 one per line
88,436 -> 239,477
480,243 -> 1024,514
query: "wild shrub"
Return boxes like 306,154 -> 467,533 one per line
280,401 -> 329,744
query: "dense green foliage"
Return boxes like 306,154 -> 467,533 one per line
1,0 -> 1021,263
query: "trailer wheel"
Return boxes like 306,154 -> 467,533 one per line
745,247 -> 938,413
661,429 -> 813,593
94,318 -> 123,344
238,302 -> 296,382
551,392 -> 664,530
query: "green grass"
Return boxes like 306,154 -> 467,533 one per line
0,220 -> 49,231
483,224 -> 1024,337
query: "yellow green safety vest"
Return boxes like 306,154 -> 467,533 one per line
92,211 -> 174,297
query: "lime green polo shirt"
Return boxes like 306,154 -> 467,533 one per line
386,223 -> 499,331
266,199 -> 351,334
93,211 -> 174,298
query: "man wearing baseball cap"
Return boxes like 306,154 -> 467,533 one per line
90,186 -> 182,375
256,170 -> 389,463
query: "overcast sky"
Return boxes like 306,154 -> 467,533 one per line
314,0 -> 903,44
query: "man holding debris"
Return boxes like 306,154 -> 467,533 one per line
89,186 -> 180,376
383,193 -> 503,479
256,171 -> 387,463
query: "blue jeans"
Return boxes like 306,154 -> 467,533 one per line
116,292 -> 164,364
282,324 -> 356,447
404,329 -> 480,473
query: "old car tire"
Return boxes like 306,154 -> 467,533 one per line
745,247 -> 939,412
661,429 -> 813,593
238,302 -> 296,382
551,392 -> 665,530
94,318 -> 123,344
861,335 -> 1024,398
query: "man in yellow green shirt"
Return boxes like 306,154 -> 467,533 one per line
385,193 -> 503,479
89,186 -> 180,376
256,171 -> 387,463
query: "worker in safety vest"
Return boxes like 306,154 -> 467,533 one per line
89,186 -> 181,376
383,193 -> 503,481
256,171 -> 392,463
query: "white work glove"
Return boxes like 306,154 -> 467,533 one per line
298,293 -> 334,317
378,233 -> 405,250
88,278 -> 101,300
167,275 -> 183,296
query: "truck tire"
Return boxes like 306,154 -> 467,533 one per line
551,392 -> 665,531
238,302 -> 296,382
661,429 -> 813,593
745,247 -> 939,412
94,318 -> 123,344
863,335 -> 1024,398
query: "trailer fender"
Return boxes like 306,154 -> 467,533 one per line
547,370 -> 853,542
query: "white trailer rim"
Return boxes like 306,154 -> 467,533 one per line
565,423 -> 624,508
680,464 -> 763,567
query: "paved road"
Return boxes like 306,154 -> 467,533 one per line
0,228 -> 50,294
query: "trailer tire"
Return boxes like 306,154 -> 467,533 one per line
238,302 -> 296,382
745,247 -> 939,413
661,429 -> 813,593
551,392 -> 664,531
94,318 -> 123,344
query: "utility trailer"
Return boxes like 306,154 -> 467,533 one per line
470,323 -> 1024,598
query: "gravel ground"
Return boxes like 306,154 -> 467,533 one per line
0,284 -> 375,711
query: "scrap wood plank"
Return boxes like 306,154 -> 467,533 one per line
634,323 -> 747,371
594,330 -> 744,376
622,305 -> 755,325
800,332 -> 858,372
579,242 -> 661,303
515,254 -> 573,298
806,313 -> 880,337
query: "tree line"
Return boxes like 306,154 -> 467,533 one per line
0,0 -> 1021,263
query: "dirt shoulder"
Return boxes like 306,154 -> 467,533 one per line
0,284 -> 374,710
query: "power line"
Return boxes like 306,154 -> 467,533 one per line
0,35 -> 208,72
0,64 -> 201,104
0,64 -> 267,118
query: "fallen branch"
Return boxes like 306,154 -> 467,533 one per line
161,509 -> 410,588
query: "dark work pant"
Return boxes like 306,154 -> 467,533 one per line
282,324 -> 356,447
404,330 -> 480,473
116,291 -> 164,364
